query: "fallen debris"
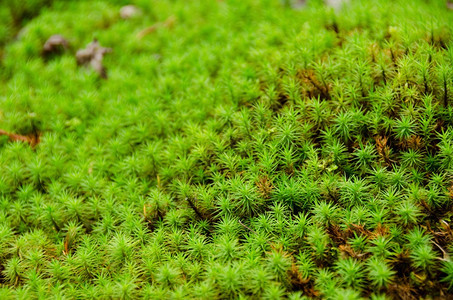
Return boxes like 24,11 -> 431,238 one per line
0,129 -> 40,147
137,16 -> 176,39
42,34 -> 69,59
286,0 -> 306,10
325,0 -> 350,11
76,39 -> 112,79
120,5 -> 142,19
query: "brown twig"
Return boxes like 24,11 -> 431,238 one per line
238,219 -> 259,235
433,240 -> 450,262
0,129 -> 39,147
137,16 -> 176,39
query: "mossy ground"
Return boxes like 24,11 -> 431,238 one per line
1,0 -> 453,299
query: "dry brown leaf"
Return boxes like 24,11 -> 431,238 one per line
42,34 -> 69,58
76,39 -> 112,79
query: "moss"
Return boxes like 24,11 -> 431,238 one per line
0,0 -> 453,298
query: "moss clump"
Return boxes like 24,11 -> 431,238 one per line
0,0 -> 453,298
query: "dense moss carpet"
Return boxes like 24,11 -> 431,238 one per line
1,0 -> 453,298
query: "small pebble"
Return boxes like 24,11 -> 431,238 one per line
120,5 -> 142,19
325,0 -> 350,11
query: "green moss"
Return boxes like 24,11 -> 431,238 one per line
0,0 -> 453,298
